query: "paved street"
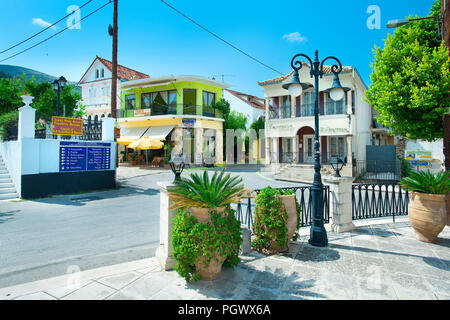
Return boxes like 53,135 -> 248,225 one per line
1,220 -> 448,300
0,165 -> 301,288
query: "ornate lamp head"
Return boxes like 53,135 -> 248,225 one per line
331,157 -> 345,177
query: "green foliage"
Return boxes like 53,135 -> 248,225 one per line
172,208 -> 242,282
0,110 -> 18,140
399,170 -> 450,194
399,157 -> 413,178
169,169 -> 244,210
252,187 -> 301,253
364,0 -> 450,141
214,98 -> 230,120
249,117 -> 265,137
73,103 -> 87,118
0,77 -> 23,115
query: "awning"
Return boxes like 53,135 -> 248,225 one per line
118,125 -> 174,148
145,125 -> 174,140
128,137 -> 164,150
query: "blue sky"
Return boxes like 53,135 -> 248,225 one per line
0,0 -> 435,97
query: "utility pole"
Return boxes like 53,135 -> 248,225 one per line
110,0 -> 118,119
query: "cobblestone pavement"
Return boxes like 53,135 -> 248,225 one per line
1,220 -> 448,300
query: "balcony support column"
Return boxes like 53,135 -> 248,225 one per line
291,95 -> 296,118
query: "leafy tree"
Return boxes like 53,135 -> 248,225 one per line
249,117 -> 265,137
364,0 -> 450,142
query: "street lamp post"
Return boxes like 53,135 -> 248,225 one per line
52,76 -> 67,116
282,50 -> 349,247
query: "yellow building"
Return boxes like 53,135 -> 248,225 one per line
117,75 -> 229,166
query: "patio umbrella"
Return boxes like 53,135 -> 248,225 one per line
128,137 -> 164,150
117,136 -> 134,146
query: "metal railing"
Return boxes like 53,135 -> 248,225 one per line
354,160 -> 401,183
352,183 -> 409,222
231,186 -> 330,231
273,152 -> 347,165
269,108 -> 279,119
34,118 -> 102,141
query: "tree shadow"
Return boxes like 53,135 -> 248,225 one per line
0,210 -> 19,224
24,185 -> 160,207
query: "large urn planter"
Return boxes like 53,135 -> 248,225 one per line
253,187 -> 301,254
188,207 -> 227,280
409,191 -> 447,243
269,194 -> 298,252
169,169 -> 243,282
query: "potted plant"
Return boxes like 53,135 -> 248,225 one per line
131,151 -> 138,165
252,187 -> 301,254
400,170 -> 450,243
169,170 -> 244,281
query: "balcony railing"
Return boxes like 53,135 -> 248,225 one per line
269,108 -> 279,119
119,104 -> 222,118
273,152 -> 347,164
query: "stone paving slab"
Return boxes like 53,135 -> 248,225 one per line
0,220 -> 448,300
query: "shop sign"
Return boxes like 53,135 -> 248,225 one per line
134,109 -> 151,117
182,119 -> 196,128
52,116 -> 83,136
410,160 -> 431,167
405,150 -> 433,161
114,128 -> 121,139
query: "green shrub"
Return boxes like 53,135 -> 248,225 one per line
251,187 -> 301,254
399,170 -> 450,194
399,157 -> 413,178
168,169 -> 244,210
172,208 -> 242,282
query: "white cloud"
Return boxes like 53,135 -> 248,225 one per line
282,32 -> 307,43
32,18 -> 57,30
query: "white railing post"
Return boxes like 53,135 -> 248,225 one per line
18,95 -> 35,140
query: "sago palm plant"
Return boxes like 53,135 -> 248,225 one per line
399,170 -> 450,194
168,169 -> 244,210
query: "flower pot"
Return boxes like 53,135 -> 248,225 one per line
269,194 -> 298,252
409,191 -> 447,243
188,206 -> 227,280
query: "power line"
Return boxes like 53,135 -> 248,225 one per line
159,0 -> 284,76
0,1 -> 113,63
0,0 -> 94,55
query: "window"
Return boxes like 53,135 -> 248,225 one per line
330,137 -> 345,157
202,91 -> 216,117
183,89 -> 197,115
125,94 -> 136,110
89,87 -> 96,98
282,96 -> 291,118
141,93 -> 153,109
303,92 -> 315,116
101,69 -> 104,78
326,93 -> 344,115
95,69 -> 99,79
168,90 -> 177,114
351,90 -> 355,114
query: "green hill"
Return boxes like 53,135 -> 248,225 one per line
0,64 -> 58,82
0,64 -> 80,93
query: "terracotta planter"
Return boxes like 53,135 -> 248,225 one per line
188,206 -> 227,280
409,191 -> 447,243
269,194 -> 298,252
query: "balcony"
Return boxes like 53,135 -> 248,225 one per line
119,104 -> 221,119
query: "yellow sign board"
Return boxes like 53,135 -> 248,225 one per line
52,116 -> 83,136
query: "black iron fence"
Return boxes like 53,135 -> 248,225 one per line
231,186 -> 330,231
354,160 -> 400,183
352,183 -> 409,222
273,152 -> 347,165
34,117 -> 102,141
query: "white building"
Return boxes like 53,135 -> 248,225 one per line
223,89 -> 265,124
78,56 -> 149,118
258,63 -> 374,181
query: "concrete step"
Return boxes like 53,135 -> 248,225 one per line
0,174 -> 9,179
0,187 -> 16,194
0,193 -> 19,200
0,170 -> 7,175
0,182 -> 14,188
0,177 -> 12,183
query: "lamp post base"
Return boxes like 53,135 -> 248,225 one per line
308,225 -> 328,247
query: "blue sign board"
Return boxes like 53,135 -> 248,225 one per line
410,160 -> 431,167
60,141 -> 111,172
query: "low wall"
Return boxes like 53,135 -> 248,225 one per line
2,138 -> 117,199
